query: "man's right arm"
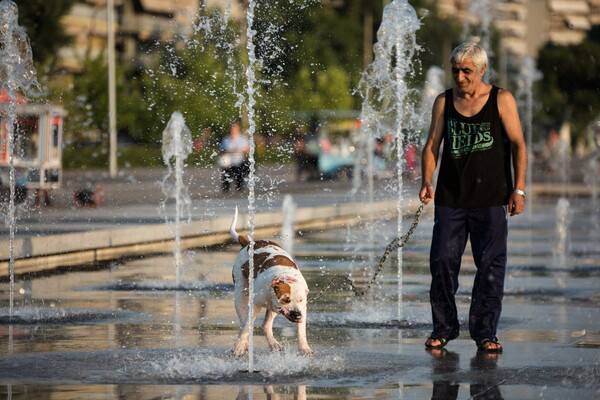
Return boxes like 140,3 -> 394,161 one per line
419,93 -> 445,204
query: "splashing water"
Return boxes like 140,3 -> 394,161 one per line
161,112 -> 193,286
462,0 -> 495,81
0,1 -> 38,90
188,1 -> 244,109
168,0 -> 303,373
0,0 -> 40,337
356,0 -> 421,322
553,197 -> 571,288
585,152 -> 600,232
463,0 -> 493,48
555,123 -> 572,193
244,0 -> 259,374
420,66 -> 445,131
516,56 -> 542,216
281,194 -> 296,255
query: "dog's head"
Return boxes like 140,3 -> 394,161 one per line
271,275 -> 309,323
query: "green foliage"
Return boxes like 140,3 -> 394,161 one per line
134,9 -> 247,147
536,30 -> 600,142
52,50 -> 145,149
133,2 -> 363,148
288,66 -> 354,111
62,145 -> 110,170
66,51 -> 111,142
251,1 -> 379,113
138,42 -> 241,145
16,0 -> 469,169
62,144 -> 164,169
14,0 -> 75,66
413,1 -> 463,81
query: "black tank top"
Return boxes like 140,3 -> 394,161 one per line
435,86 -> 513,208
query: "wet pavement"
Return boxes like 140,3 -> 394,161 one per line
0,165 -> 599,399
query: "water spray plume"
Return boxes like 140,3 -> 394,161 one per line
0,0 -> 40,345
356,0 -> 421,323
161,111 -> 193,286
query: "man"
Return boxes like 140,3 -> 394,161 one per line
419,42 -> 527,353
219,123 -> 250,192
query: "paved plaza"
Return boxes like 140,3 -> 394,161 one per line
0,163 -> 599,399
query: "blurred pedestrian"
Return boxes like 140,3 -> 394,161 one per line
219,123 -> 250,192
294,122 -> 320,182
295,132 -> 319,181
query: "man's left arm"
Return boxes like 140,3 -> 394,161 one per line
498,89 -> 527,216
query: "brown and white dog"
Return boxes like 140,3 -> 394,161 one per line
230,207 -> 313,357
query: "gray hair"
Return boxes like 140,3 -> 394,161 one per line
450,42 -> 488,73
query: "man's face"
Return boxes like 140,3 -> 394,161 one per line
230,124 -> 241,136
451,58 -> 483,94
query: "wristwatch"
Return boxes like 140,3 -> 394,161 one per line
514,189 -> 526,197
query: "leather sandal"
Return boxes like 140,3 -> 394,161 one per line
425,337 -> 449,349
477,338 -> 503,353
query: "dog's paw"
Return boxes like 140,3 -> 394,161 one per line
232,341 -> 249,357
298,346 -> 314,356
267,339 -> 285,352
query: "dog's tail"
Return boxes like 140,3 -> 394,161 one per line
230,206 -> 250,247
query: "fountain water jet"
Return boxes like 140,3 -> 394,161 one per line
553,197 -> 571,288
420,67 -> 445,131
243,0 -> 259,374
585,153 -> 599,232
0,0 -> 39,338
356,0 -> 421,322
463,0 -> 493,48
462,0 -> 496,81
161,111 -> 193,286
516,56 -> 542,216
281,194 -> 296,255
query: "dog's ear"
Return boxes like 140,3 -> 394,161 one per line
272,280 -> 282,296
271,278 -> 291,301
271,278 -> 282,295
272,284 -> 292,304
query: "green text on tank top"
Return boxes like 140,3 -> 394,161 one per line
437,86 -> 513,208
447,88 -> 495,160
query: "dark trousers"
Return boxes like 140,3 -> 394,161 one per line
221,161 -> 249,192
429,206 -> 508,344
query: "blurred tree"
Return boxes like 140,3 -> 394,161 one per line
536,26 -> 600,145
126,0 -> 465,153
64,51 -> 111,145
58,49 -> 145,148
135,11 -> 243,147
237,0 -> 363,135
275,1 -> 380,111
413,0 -> 463,83
14,0 -> 75,68
130,2 -> 361,148
278,0 -> 464,110
17,0 -> 466,167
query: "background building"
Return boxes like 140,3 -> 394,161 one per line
58,0 -> 243,72
57,0 -> 600,74
438,0 -> 600,58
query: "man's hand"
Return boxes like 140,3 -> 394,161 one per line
508,191 -> 525,216
419,184 -> 434,205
